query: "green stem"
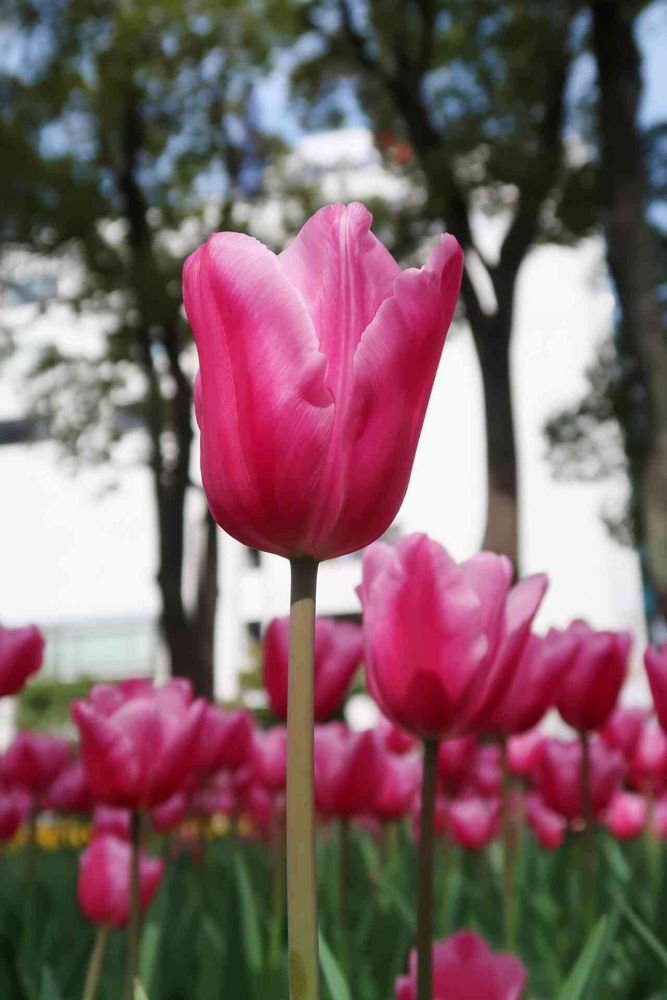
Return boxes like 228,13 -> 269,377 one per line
579,730 -> 595,933
82,924 -> 109,1000
287,557 -> 320,1000
23,806 -> 38,962
126,809 -> 142,1000
417,739 -> 439,1000
500,737 -> 517,951
269,813 -> 287,968
338,818 -> 350,977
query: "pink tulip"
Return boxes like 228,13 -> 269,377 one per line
0,624 -> 44,697
72,679 -> 205,810
600,705 -> 650,757
507,730 -> 547,778
2,731 -> 71,795
191,773 -> 236,818
152,792 -> 188,833
377,717 -> 417,755
263,617 -> 362,722
524,792 -> 566,850
652,793 -> 667,838
314,724 -> 384,819
184,202 -> 463,561
553,621 -> 630,732
373,751 -> 421,822
0,784 -> 31,841
535,738 -> 625,821
628,720 -> 667,793
645,644 -> 667,732
194,705 -> 253,775
486,630 -> 574,735
438,734 -> 478,791
77,834 -> 163,928
395,929 -> 527,1000
603,790 -> 647,840
358,534 -> 547,740
252,727 -> 287,794
463,744 -> 503,798
92,806 -> 131,840
46,761 -> 92,814
448,796 -> 500,850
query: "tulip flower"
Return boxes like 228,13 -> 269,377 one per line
194,704 -> 253,775
252,727 -> 288,795
378,717 -> 417,755
652,794 -> 667,838
627,720 -> 667,793
449,796 -> 500,850
2,731 -> 71,796
603,790 -> 647,840
263,617 -> 362,722
600,705 -> 649,758
72,679 -> 205,810
645,644 -> 667,731
373,750 -> 421,822
46,761 -> 92,814
0,624 -> 44,697
535,738 -> 624,822
507,730 -> 547,778
78,834 -> 163,929
0,784 -> 31,841
92,806 -> 131,841
314,724 -> 384,819
152,791 -> 188,833
553,620 -> 630,733
524,792 -> 566,850
395,930 -> 527,1000
438,735 -> 477,793
464,744 -> 503,798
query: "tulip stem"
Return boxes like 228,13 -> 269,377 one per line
126,809 -> 142,1000
579,730 -> 595,932
22,806 -> 39,964
500,737 -> 518,952
83,924 -> 109,1000
287,557 -> 320,1000
338,818 -> 350,977
417,738 -> 439,1000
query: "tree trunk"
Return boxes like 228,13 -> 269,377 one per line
591,0 -> 667,631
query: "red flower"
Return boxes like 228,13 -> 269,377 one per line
77,834 -> 163,928
0,624 -> 44,697
395,930 -> 527,999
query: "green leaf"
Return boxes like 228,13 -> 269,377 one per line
234,848 -> 264,978
555,916 -> 609,1000
133,980 -> 150,1000
38,966 -> 62,1000
318,931 -> 351,1000
619,900 -> 667,969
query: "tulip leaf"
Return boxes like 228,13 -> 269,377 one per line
318,931 -> 351,1000
133,980 -> 150,1000
38,966 -> 62,1000
619,900 -> 667,969
233,848 -> 264,979
554,916 -> 609,1000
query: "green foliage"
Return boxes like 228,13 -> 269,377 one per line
16,677 -> 94,733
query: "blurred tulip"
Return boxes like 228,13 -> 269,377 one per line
0,624 -> 44,697
553,621 -> 630,732
2,731 -> 71,795
438,734 -> 477,791
72,679 -> 205,810
524,792 -> 566,850
191,773 -> 236,818
652,793 -> 667,838
314,724 -> 384,819
152,792 -> 188,833
0,784 -> 31,841
252,727 -> 287,794
184,202 -> 463,561
92,806 -> 131,840
600,705 -> 650,757
645,644 -> 667,731
603,790 -> 647,840
628,720 -> 667,793
263,616 -> 362,722
377,717 -> 417,755
464,744 -> 503,798
46,761 -> 92,814
77,834 -> 163,928
486,629 -> 573,735
507,730 -> 547,778
535,738 -> 625,821
358,533 -> 547,740
448,796 -> 500,850
373,751 -> 421,822
395,929 -> 527,1000
194,704 -> 253,775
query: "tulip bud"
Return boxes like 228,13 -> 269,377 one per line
77,834 -> 163,928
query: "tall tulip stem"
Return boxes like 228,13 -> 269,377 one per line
338,818 -> 350,976
417,738 -> 439,1000
126,809 -> 142,1000
500,737 -> 517,951
579,730 -> 595,931
83,925 -> 109,1000
287,557 -> 320,1000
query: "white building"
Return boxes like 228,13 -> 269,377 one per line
0,128 -> 649,709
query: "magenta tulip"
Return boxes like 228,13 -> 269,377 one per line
252,726 -> 287,795
438,734 -> 478,792
184,202 -> 463,561
263,617 -> 362,722
194,704 -> 253,775
628,720 -> 667,793
464,744 -> 503,798
374,751 -> 421,822
152,792 -> 188,833
645,644 -> 667,731
72,679 -> 205,809
600,705 -> 649,757
535,738 -> 624,821
358,534 -> 547,740
448,796 -> 500,850
314,724 -> 384,819
2,731 -> 71,795
395,930 -> 527,1000
507,730 -> 547,778
92,806 -> 131,841
0,624 -> 44,697
78,834 -> 163,928
652,794 -> 667,838
377,717 -> 417,755
553,621 -> 630,732
524,792 -> 566,850
0,784 -> 31,841
603,790 -> 647,840
46,761 -> 92,814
